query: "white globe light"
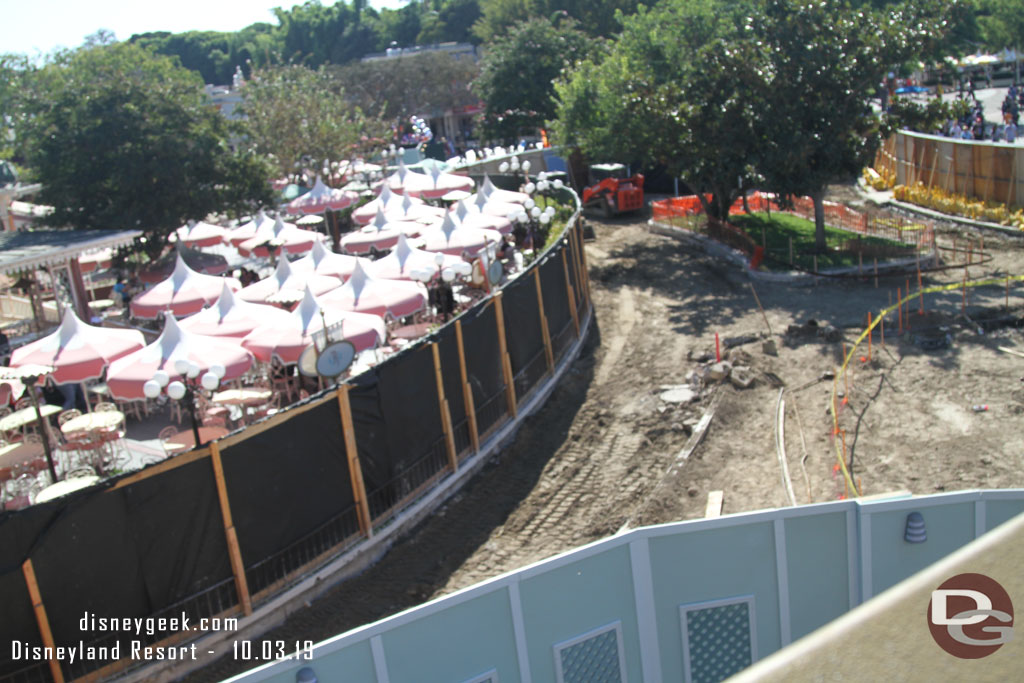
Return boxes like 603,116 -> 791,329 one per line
167,381 -> 186,401
201,372 -> 219,391
545,206 -> 556,216
537,180 -> 550,192
143,380 -> 161,399
510,158 -> 520,170
187,362 -> 201,379
173,359 -> 190,375
153,369 -> 170,387
516,212 -> 528,224
522,160 -> 531,172
524,198 -> 535,210
210,363 -> 226,379
530,207 -> 541,218
498,161 -> 509,173
434,252 -> 446,266
553,179 -> 564,189
441,267 -> 455,282
455,262 -> 472,277
539,213 -> 551,225
537,172 -> 548,181
524,182 -> 536,194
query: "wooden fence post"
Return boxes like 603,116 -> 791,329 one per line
23,559 -> 64,683
208,440 -> 253,617
431,342 -> 459,472
493,293 -> 518,417
337,385 -> 372,537
533,269 -> 555,373
454,320 -> 479,453
568,223 -> 586,310
562,249 -> 580,338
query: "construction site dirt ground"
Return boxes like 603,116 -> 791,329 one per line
189,188 -> 1024,682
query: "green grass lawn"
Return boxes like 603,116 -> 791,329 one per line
728,212 -> 914,271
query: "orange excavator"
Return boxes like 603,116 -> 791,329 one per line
581,163 -> 644,217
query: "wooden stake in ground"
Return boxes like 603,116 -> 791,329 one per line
748,282 -> 773,336
962,267 -> 967,315
905,278 -> 911,328
880,313 -> 885,347
917,265 -> 924,315
898,287 -> 903,333
867,311 -> 873,360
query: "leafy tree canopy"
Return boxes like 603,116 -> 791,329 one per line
239,63 -> 390,183
15,42 -> 272,251
472,0 -> 642,42
474,16 -> 605,142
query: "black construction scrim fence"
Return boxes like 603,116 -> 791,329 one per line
0,217 -> 589,683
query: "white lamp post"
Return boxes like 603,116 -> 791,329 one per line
144,361 -> 225,447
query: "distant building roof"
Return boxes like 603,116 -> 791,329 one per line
0,229 -> 142,275
361,42 -> 477,62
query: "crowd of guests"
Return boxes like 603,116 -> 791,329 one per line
938,84 -> 1022,143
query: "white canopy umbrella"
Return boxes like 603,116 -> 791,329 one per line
237,216 -> 322,258
340,208 -> 425,255
174,220 -> 227,248
475,174 -> 531,204
227,210 -> 273,247
290,241 -> 371,281
320,261 -> 427,318
418,213 -> 502,258
236,257 -> 341,305
286,176 -> 358,214
178,282 -> 293,338
366,234 -> 465,281
450,200 -> 514,234
242,286 -> 385,364
130,254 -> 241,319
352,186 -> 444,226
381,162 -> 475,200
459,186 -> 522,219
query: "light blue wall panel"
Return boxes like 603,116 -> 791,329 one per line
252,637 -> 377,683
518,544 -> 640,682
784,512 -> 851,640
648,522 -> 780,683
868,502 -> 975,595
382,588 -> 521,683
985,501 -> 1024,533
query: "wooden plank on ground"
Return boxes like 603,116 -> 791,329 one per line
705,490 -> 724,518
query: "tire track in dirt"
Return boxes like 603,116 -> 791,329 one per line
595,286 -> 636,385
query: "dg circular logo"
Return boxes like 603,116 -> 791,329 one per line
927,573 -> 1014,658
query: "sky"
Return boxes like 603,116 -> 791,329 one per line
1,0 -> 410,58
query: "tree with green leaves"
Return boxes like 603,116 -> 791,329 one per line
239,63 -> 390,183
474,16 -> 605,142
15,43 -> 272,254
472,0 -> 640,42
552,0 -> 757,217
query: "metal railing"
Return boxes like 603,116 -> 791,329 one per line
365,437 -> 451,525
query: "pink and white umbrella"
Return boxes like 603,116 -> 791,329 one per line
78,248 -> 114,274
287,176 -> 358,214
106,316 -> 254,400
418,213 -> 502,258
178,283 -> 293,338
11,310 -> 145,383
450,200 -> 514,234
174,220 -> 227,248
352,186 -> 444,225
290,241 -> 371,281
320,261 -> 427,318
130,254 -> 241,319
459,187 -> 522,219
237,216 -> 322,258
236,258 -> 341,305
242,287 -> 385,364
381,162 -> 474,200
366,234 -> 465,281
473,174 -> 531,204
340,208 -> 424,255
227,210 -> 273,247
0,371 -> 25,405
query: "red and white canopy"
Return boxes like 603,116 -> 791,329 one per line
418,213 -> 502,258
340,208 -> 424,255
287,176 -> 359,215
11,310 -> 145,383
459,187 -> 522,219
236,257 -> 341,305
381,162 -> 474,200
352,186 -> 444,226
106,316 -> 253,400
320,261 -> 427,318
450,200 -> 514,234
242,287 -> 385,365
227,210 -> 273,247
474,174 -> 531,204
290,241 -> 370,281
174,220 -> 227,248
237,216 -> 322,258
130,254 -> 241,319
178,283 -> 293,338
366,234 -> 465,281
0,371 -> 25,405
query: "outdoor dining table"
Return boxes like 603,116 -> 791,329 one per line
164,426 -> 229,451
34,475 -> 101,504
211,388 -> 273,424
0,440 -> 45,481
0,404 -> 62,433
59,411 -> 125,437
